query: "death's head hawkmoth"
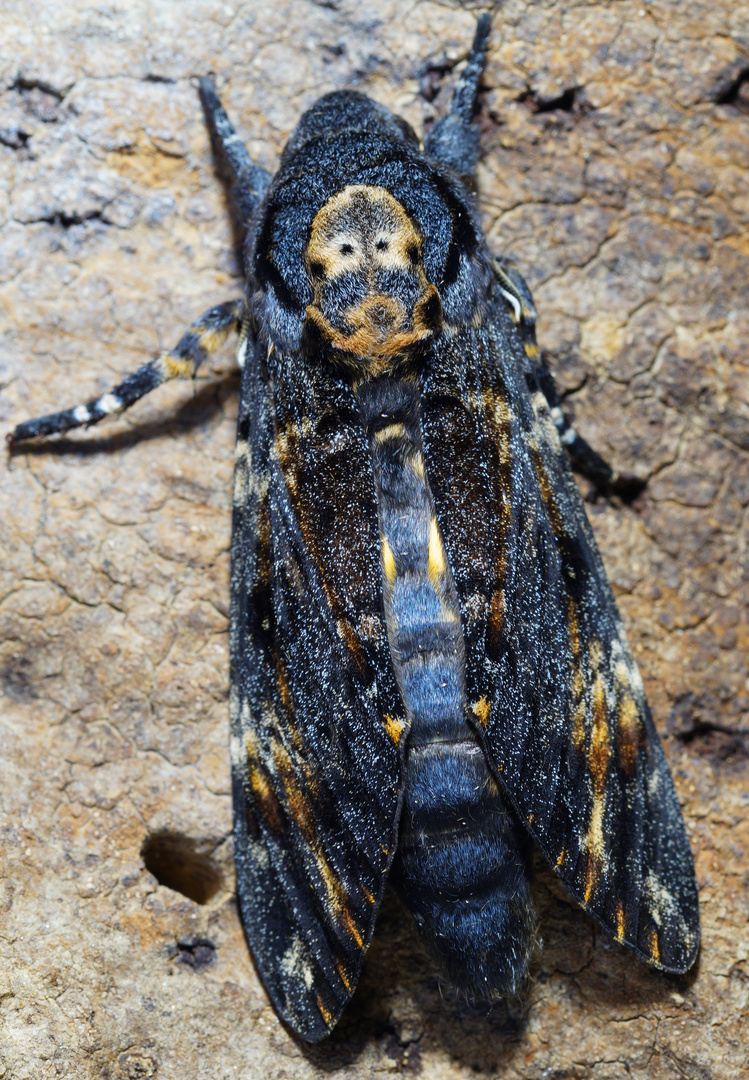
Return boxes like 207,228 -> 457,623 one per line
10,15 -> 699,1043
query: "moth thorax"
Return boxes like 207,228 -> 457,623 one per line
303,184 -> 442,375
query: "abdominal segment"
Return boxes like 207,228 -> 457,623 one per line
357,375 -> 536,999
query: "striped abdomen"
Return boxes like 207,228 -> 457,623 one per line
358,376 -> 535,1000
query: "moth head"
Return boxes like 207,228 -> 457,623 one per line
302,185 -> 442,376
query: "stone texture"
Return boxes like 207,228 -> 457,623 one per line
1,1 -> 747,1077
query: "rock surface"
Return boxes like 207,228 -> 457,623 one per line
1,1 -> 747,1077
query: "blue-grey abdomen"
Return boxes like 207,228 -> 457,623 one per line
357,374 -> 535,1000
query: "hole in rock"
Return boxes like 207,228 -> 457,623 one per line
518,86 -> 583,114
715,67 -> 749,112
141,832 -> 222,905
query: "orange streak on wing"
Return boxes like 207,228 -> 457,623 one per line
335,958 -> 352,992
487,587 -> 505,654
589,671 -> 613,801
274,741 -> 365,950
336,617 -> 368,676
246,733 -> 285,835
582,666 -> 612,904
615,664 -> 644,777
647,926 -> 661,964
583,856 -> 600,906
316,995 -> 333,1026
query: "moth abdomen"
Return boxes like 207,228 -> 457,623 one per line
393,742 -> 535,1000
359,373 -> 536,1000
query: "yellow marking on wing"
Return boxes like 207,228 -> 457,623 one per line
471,697 -> 491,726
275,657 -> 293,716
335,958 -> 352,992
427,517 -> 446,587
274,426 -> 301,496
336,617 -> 367,674
615,900 -> 626,943
589,640 -> 603,669
316,995 -> 333,1026
648,927 -> 660,964
487,588 -> 505,653
582,666 -> 612,903
584,856 -> 600,905
615,661 -> 642,777
381,537 -> 397,586
571,701 -> 587,752
249,763 -> 271,803
488,382 -> 514,446
383,713 -> 405,745
273,740 -> 364,949
568,599 -> 587,750
524,341 -> 540,360
555,849 -> 567,869
589,671 -> 612,804
529,444 -> 566,538
245,733 -> 284,835
361,883 -> 375,905
347,920 -> 364,948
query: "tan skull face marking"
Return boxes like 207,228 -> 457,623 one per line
304,185 -> 442,372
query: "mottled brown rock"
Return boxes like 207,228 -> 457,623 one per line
1,1 -> 747,1077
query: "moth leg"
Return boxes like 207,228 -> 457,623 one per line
199,77 -> 271,224
495,258 -> 645,498
10,298 -> 248,444
423,13 -> 490,180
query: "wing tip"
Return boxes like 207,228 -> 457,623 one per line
636,923 -> 701,977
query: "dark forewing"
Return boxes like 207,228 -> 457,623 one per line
420,285 -> 699,974
230,339 -> 406,1041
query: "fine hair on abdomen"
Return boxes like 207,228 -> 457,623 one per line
357,374 -> 536,1000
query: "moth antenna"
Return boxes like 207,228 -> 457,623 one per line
423,13 -> 491,179
199,76 -> 271,224
450,11 -> 491,124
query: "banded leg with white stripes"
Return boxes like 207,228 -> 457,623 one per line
10,299 -> 248,445
495,257 -> 645,500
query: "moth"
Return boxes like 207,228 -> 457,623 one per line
11,16 -> 699,1042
